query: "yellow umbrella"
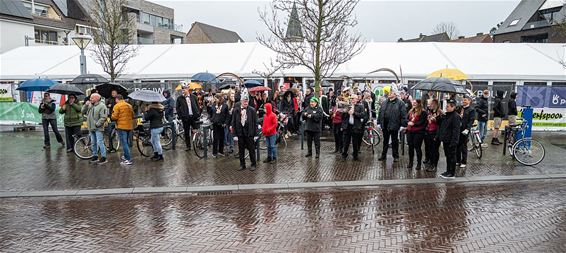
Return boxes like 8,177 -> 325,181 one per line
428,68 -> 468,81
175,84 -> 183,91
189,82 -> 202,90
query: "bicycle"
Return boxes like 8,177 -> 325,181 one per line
362,121 -> 381,154
467,124 -> 483,159
502,118 -> 545,166
73,127 -> 121,160
135,122 -> 155,157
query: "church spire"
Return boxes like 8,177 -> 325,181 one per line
285,2 -> 303,42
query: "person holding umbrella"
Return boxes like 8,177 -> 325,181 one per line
176,85 -> 201,151
81,93 -> 108,164
38,92 -> 64,149
111,94 -> 135,165
59,94 -> 83,153
106,89 -> 119,153
438,99 -> 461,179
144,102 -> 165,161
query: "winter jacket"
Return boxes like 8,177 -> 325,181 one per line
437,111 -> 461,147
493,90 -> 505,118
144,104 -> 164,129
508,99 -> 518,116
59,101 -> 83,127
377,98 -> 408,131
111,100 -> 135,130
82,100 -> 108,131
475,96 -> 489,122
341,102 -> 367,133
210,103 -> 230,126
262,103 -> 278,137
460,105 -> 476,131
406,110 -> 427,133
161,90 -> 175,118
302,105 -> 323,132
279,99 -> 294,115
231,105 -> 258,137
38,98 -> 57,120
176,93 -> 201,120
332,105 -> 345,124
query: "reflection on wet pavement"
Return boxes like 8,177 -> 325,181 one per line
0,132 -> 565,191
0,180 -> 565,252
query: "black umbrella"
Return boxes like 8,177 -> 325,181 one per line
95,82 -> 128,99
46,83 -> 84,95
70,74 -> 109,85
413,77 -> 467,94
218,82 -> 235,90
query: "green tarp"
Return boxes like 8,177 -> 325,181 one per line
0,102 -> 63,125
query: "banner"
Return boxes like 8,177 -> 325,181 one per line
0,84 -> 14,102
0,102 -> 63,125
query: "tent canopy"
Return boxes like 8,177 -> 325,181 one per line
1,42 -> 564,81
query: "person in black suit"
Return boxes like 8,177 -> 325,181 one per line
456,96 -> 476,168
176,86 -> 201,151
230,95 -> 259,171
341,94 -> 368,161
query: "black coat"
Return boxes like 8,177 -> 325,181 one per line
475,97 -> 488,122
437,111 -> 461,147
210,103 -> 230,126
176,94 -> 201,120
460,106 -> 476,131
341,103 -> 367,133
302,106 -> 323,132
508,99 -> 518,116
377,98 -> 408,131
302,93 -> 314,109
144,104 -> 164,129
493,90 -> 505,118
231,106 -> 258,137
279,99 -> 294,114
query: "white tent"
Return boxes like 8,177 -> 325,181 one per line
1,42 -> 565,81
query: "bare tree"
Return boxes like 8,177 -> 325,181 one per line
432,22 -> 460,39
88,0 -> 138,81
257,0 -> 364,95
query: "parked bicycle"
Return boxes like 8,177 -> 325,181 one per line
467,123 -> 483,159
73,127 -> 120,160
502,118 -> 545,166
362,121 -> 381,154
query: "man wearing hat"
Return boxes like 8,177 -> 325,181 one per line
438,99 -> 461,179
377,86 -> 407,162
302,96 -> 324,158
230,94 -> 259,171
176,85 -> 201,151
456,96 -> 476,168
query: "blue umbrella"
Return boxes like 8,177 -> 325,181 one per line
16,78 -> 59,92
243,80 -> 263,88
191,72 -> 216,82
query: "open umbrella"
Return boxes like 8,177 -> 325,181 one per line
248,86 -> 271,92
243,80 -> 263,88
46,83 -> 84,95
128,90 -> 166,102
413,77 -> 467,94
16,78 -> 59,92
428,68 -> 468,81
70,74 -> 109,85
191,72 -> 216,82
189,82 -> 202,90
218,82 -> 236,90
95,82 -> 128,99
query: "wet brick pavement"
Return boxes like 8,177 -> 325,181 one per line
0,131 -> 565,191
0,180 -> 565,252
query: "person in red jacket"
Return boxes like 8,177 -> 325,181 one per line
262,103 -> 278,163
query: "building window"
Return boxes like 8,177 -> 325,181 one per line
22,1 -> 50,17
520,33 -> 548,43
508,19 -> 520,26
141,12 -> 150,24
76,25 -> 92,35
524,82 -> 547,86
35,29 -> 58,44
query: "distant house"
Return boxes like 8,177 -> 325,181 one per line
451,33 -> 493,43
398,32 -> 450,42
185,22 -> 244,44
493,0 -> 566,43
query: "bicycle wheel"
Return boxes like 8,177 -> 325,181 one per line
136,134 -> 154,157
472,134 -> 482,159
513,139 -> 545,166
160,126 -> 174,150
373,130 -> 382,146
193,131 -> 206,158
74,136 -> 93,160
105,130 -> 120,151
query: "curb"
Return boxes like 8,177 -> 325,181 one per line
1,174 -> 565,199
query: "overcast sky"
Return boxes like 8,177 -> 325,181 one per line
152,0 -> 521,42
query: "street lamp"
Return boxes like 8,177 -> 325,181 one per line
72,34 -> 92,75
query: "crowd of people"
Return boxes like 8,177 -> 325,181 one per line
39,82 -> 518,179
